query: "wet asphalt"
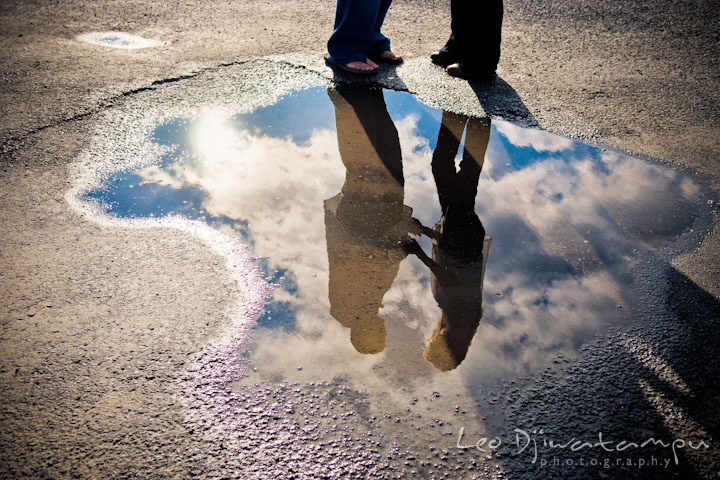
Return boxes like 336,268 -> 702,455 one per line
1,0 -> 719,479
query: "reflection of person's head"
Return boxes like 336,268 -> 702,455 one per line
329,290 -> 388,355
350,317 -> 387,355
424,308 -> 482,371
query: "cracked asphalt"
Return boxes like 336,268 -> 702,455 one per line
1,0 -> 718,478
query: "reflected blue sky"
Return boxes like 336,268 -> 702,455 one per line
83,86 -> 703,402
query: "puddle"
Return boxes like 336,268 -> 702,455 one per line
79,85 -> 707,467
76,31 -> 166,49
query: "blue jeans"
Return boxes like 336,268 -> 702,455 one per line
327,0 -> 392,64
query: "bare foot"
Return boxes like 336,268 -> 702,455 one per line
365,58 -> 379,68
378,50 -> 403,62
346,60 -> 377,71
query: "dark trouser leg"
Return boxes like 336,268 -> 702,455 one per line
369,0 -> 392,55
439,34 -> 457,57
430,34 -> 459,67
451,0 -> 503,75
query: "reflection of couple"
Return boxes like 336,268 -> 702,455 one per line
325,85 -> 492,371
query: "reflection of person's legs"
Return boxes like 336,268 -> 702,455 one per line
458,117 -> 491,182
431,111 -> 464,214
330,85 -> 404,187
432,112 -> 491,214
328,0 -> 382,64
451,0 -> 503,75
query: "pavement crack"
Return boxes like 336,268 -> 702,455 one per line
0,60 -> 253,156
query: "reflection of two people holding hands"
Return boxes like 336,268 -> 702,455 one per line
325,85 -> 492,371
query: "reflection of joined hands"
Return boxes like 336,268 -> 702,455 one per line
402,231 -> 460,287
401,217 -> 436,257
407,217 -> 439,240
390,216 -> 437,251
401,236 -> 424,257
402,217 -> 438,259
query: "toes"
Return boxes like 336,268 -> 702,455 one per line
346,60 -> 376,71
381,50 -> 402,61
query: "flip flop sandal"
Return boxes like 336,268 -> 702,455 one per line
324,55 -> 378,75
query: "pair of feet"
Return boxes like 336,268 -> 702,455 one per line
339,50 -> 403,73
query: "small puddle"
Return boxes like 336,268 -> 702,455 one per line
76,31 -> 166,49
82,85 -> 706,457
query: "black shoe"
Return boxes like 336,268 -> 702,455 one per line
446,63 -> 496,81
430,50 -> 457,67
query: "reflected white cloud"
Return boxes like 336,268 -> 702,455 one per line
137,122 -> 344,316
495,120 -> 575,152
582,152 -> 701,241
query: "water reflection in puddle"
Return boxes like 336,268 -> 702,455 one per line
76,31 -> 166,49
84,85 -> 703,437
